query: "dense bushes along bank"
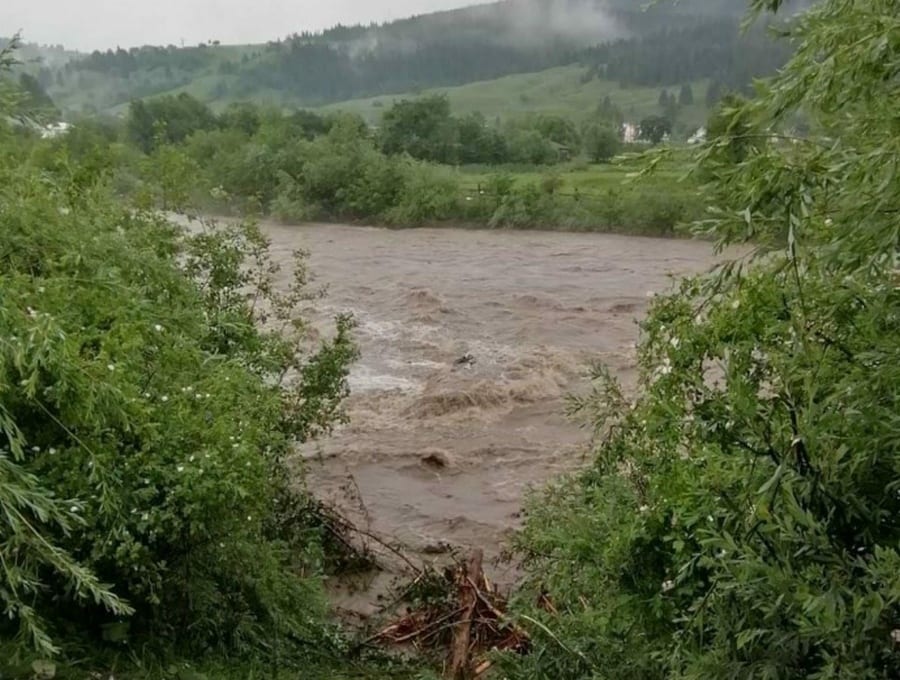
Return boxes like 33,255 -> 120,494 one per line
46,96 -> 703,236
502,0 -> 900,677
0,51 -> 435,675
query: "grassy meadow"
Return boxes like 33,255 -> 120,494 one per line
321,65 -> 710,130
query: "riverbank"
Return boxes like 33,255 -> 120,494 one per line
118,114 -> 705,238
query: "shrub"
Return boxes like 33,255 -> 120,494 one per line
489,182 -> 551,228
0,135 -> 357,663
271,171 -> 315,223
385,161 -> 461,225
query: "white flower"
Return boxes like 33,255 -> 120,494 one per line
731,299 -> 740,310
639,505 -> 649,513
669,337 -> 680,349
107,364 -> 116,371
142,512 -> 149,521
189,455 -> 195,462
177,465 -> 185,472
143,392 -> 151,398
154,324 -> 164,332
161,395 -> 169,402
49,447 -> 57,455
247,515 -> 252,521
70,505 -> 79,513
661,580 -> 675,593
219,542 -> 226,549
31,446 -> 40,453
38,286 -> 46,294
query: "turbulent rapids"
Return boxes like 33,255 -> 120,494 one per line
261,222 -> 720,607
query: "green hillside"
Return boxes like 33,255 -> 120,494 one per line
322,66 -> 711,131
7,0 -> 795,118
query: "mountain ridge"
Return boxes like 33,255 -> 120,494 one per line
5,0 -> 802,116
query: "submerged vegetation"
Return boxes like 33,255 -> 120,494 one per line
2,0 -> 899,678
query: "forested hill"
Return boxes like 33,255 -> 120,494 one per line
9,0 -> 807,116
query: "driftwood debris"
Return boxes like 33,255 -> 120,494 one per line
376,548 -> 529,679
446,549 -> 483,679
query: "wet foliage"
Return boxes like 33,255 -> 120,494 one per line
1,39 -> 364,675
508,1 -> 900,677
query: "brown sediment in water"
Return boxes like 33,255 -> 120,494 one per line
258,222 -> 721,614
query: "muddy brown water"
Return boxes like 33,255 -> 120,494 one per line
256,222 -> 721,613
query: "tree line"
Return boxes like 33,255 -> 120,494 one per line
125,91 -> 630,165
580,17 -> 795,94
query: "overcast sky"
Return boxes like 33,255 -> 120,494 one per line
3,0 -> 482,52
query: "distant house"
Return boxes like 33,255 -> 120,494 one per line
688,126 -> 707,145
622,122 -> 639,144
548,140 -> 572,161
41,121 -> 71,139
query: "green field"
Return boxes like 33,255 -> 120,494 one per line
322,65 -> 710,131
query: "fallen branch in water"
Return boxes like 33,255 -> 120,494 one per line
306,500 -> 423,575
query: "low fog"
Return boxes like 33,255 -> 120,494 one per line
343,0 -> 626,58
4,0 -> 634,53
1,0 -> 485,51
503,0 -> 625,46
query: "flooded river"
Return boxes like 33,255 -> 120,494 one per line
262,223 -> 720,608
